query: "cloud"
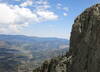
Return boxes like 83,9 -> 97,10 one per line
56,3 -> 69,16
34,0 -> 48,5
20,0 -> 49,8
20,0 -> 33,7
0,4 -> 16,24
35,4 -> 50,11
63,13 -> 68,16
0,3 -> 38,33
56,3 -> 62,9
36,10 -> 58,21
0,2 -> 58,34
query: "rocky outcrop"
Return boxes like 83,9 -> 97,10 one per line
70,4 -> 100,72
33,55 -> 72,72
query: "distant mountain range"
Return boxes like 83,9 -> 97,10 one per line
0,34 -> 69,72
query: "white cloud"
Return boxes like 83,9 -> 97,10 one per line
13,5 -> 39,23
63,13 -> 68,16
0,3 -> 39,33
56,3 -> 62,9
57,4 -> 69,12
0,4 -> 16,24
56,3 -> 69,16
34,0 -> 48,5
32,0 -> 51,11
0,3 -> 58,34
35,5 -> 50,11
36,10 -> 58,21
20,0 -> 33,7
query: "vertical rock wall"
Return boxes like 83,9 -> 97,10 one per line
70,4 -> 100,72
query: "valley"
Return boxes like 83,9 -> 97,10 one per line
0,34 -> 69,72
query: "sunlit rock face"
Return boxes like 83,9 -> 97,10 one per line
70,4 -> 100,72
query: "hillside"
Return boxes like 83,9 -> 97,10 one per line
0,34 -> 69,72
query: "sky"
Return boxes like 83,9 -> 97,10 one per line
0,0 -> 100,39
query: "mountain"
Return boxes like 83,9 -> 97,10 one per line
0,34 -> 69,72
33,4 -> 100,72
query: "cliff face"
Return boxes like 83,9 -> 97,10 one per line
33,4 -> 100,72
70,4 -> 100,72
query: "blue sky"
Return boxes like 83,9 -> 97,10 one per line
0,0 -> 99,39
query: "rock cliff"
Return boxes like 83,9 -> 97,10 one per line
70,4 -> 100,72
33,4 -> 100,72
